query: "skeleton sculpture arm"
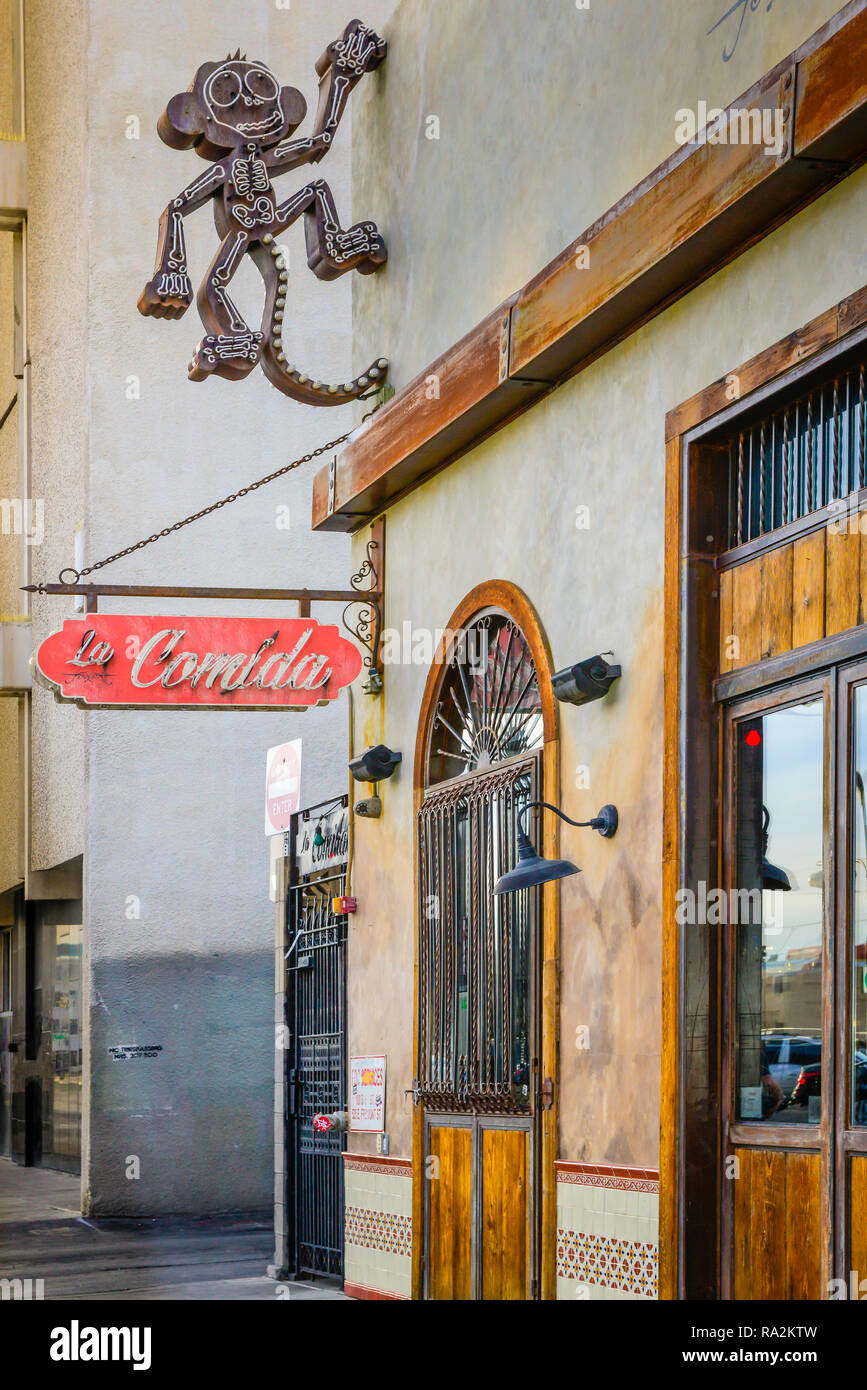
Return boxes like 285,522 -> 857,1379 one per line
138,163 -> 228,319
268,19 -> 386,173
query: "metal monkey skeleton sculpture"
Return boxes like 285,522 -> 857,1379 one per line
138,19 -> 389,406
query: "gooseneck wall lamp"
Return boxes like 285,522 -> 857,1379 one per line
493,800 -> 618,896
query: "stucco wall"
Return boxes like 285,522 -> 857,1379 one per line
352,0 -> 845,393
346,0 -> 867,1167
22,0 -> 393,1212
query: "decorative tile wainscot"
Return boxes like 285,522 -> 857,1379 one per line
555,1161 -> 659,1301
343,1153 -> 412,1300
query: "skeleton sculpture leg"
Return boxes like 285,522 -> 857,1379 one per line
188,228 -> 263,382
303,179 -> 386,282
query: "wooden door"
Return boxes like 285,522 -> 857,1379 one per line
835,660 -> 867,1293
722,656 -> 867,1298
425,1116 -> 533,1300
480,1125 -> 530,1299
722,676 -> 832,1298
428,1122 -> 472,1300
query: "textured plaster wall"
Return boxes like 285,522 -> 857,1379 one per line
352,0 -> 845,393
346,0 -> 867,1167
23,0 -> 392,1213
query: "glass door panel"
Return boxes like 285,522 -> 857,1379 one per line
734,699 -> 825,1124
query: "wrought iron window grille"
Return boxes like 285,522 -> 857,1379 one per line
724,356 -> 867,549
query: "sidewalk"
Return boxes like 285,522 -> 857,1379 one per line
0,1158 -> 347,1301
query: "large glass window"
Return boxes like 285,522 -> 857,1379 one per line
32,909 -> 83,1169
734,699 -> 824,1124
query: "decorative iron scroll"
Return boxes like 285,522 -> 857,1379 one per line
342,538 -> 383,694
416,760 -> 538,1114
138,20 -> 389,406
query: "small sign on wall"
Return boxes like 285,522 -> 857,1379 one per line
265,739 -> 302,835
108,1045 -> 163,1061
295,801 -> 348,876
350,1054 -> 386,1133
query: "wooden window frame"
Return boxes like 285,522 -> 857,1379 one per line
662,283 -> 867,1300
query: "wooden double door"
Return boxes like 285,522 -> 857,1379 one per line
424,1115 -> 534,1300
722,659 -> 867,1297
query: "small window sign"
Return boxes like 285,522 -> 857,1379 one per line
740,1086 -> 763,1119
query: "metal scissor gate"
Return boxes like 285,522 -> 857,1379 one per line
285,868 -> 347,1280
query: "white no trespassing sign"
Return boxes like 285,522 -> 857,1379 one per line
108,1045 -> 163,1061
349,1055 -> 386,1133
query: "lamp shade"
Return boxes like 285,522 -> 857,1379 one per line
761,857 -> 792,892
493,828 -> 580,896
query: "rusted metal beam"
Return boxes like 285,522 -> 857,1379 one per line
22,582 -> 374,602
310,303 -> 547,533
312,1 -> 867,534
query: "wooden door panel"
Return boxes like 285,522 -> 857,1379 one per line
850,1156 -> 867,1281
733,1148 -> 821,1299
785,1152 -> 823,1300
428,1125 -> 472,1300
481,1127 -> 529,1300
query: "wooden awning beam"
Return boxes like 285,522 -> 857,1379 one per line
313,2 -> 867,533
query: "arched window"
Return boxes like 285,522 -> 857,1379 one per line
426,611 -> 544,787
417,607 -> 546,1112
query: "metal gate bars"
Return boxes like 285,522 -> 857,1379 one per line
286,873 -> 347,1279
417,759 -> 538,1114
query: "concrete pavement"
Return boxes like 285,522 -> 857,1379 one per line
0,1159 -> 347,1300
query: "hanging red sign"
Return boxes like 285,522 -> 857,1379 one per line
34,615 -> 362,710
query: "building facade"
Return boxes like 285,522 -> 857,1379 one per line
308,0 -> 867,1300
0,0 -> 392,1216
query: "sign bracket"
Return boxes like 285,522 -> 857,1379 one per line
24,566 -> 384,689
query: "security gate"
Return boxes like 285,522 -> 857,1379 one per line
284,801 -> 349,1281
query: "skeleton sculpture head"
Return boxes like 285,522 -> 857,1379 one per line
158,53 -> 309,161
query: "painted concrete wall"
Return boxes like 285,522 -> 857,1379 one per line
344,0 -> 867,1174
19,0 -> 392,1213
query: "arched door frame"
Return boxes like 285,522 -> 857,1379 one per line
410,580 -> 560,1299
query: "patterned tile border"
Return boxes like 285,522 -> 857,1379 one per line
343,1152 -> 412,1178
344,1280 -> 409,1301
345,1206 -> 412,1257
557,1229 -> 658,1297
555,1160 -> 659,1193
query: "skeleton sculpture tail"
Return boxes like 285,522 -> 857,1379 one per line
254,241 -> 388,406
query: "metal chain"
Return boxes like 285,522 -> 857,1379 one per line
63,430 -> 351,583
